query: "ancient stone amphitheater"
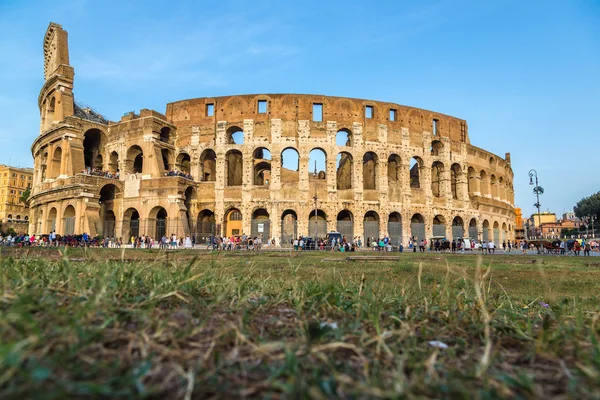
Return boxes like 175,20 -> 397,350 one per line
29,23 -> 516,246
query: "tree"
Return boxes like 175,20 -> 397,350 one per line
574,191 -> 600,220
19,188 -> 31,205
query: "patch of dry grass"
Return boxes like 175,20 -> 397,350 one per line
1,249 -> 599,398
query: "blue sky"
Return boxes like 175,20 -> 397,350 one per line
0,0 -> 598,218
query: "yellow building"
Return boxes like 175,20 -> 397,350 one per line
529,212 -> 556,228
0,165 -> 34,228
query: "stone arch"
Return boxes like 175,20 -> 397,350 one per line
161,148 -> 173,172
309,148 -> 326,179
388,212 -> 403,246
336,210 -> 354,240
467,167 -> 477,195
200,149 -> 216,182
176,152 -> 191,174
253,147 -> 272,185
160,127 -> 171,143
452,216 -> 464,239
336,151 -> 353,190
410,157 -> 423,188
431,161 -> 444,197
224,208 -> 243,237
63,205 -> 76,235
148,206 -> 168,239
410,213 -> 425,241
336,129 -> 352,146
196,209 -> 215,237
451,163 -> 461,200
49,147 -> 62,179
127,145 -> 143,174
47,207 -> 58,232
387,154 -> 401,183
363,210 -> 380,243
362,151 -> 378,190
251,208 -> 271,239
281,209 -> 298,246
281,147 -> 299,182
480,170 -> 489,196
308,209 -> 327,238
83,129 -> 107,170
227,126 -> 244,145
490,174 -> 498,198
430,140 -> 443,156
433,214 -> 446,237
492,221 -> 500,246
123,208 -> 140,239
109,151 -> 119,173
468,218 -> 478,238
482,219 -> 490,242
226,149 -> 243,186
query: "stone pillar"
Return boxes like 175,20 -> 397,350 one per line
299,154 -> 309,192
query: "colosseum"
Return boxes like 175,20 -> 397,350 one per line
29,22 -> 516,246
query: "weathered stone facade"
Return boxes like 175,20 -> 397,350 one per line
29,22 -> 516,245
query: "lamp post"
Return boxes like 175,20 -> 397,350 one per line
529,169 -> 543,254
525,220 -> 529,241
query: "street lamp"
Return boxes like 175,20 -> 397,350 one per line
529,169 -> 543,254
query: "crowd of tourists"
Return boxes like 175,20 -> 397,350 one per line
81,167 -> 119,179
164,169 -> 193,180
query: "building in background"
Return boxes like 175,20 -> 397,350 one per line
0,165 -> 33,233
514,207 -> 525,240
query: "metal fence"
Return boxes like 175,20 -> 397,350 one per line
308,220 -> 327,239
411,222 -> 425,241
363,221 -> 380,242
451,225 -> 464,240
336,221 -> 354,241
468,226 -> 478,239
251,219 -> 271,240
388,222 -> 402,247
433,224 -> 446,237
493,229 -> 500,246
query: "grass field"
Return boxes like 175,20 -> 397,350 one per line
1,248 -> 600,398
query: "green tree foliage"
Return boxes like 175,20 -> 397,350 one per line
19,188 -> 30,205
574,192 -> 600,220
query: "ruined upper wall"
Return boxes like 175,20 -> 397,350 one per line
43,23 -> 70,80
166,94 -> 470,145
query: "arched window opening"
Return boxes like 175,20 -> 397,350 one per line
225,208 -> 243,237
388,212 -> 403,247
308,209 -> 327,239
469,218 -> 478,239
410,213 -> 425,241
63,205 -> 76,235
309,148 -> 326,180
160,127 -> 171,143
482,220 -> 490,242
251,208 -> 270,239
226,150 -> 243,186
127,146 -> 143,174
452,216 -> 464,239
432,215 -> 446,237
281,148 -> 299,182
336,152 -> 353,190
362,152 -> 378,190
47,207 -> 57,232
336,210 -> 354,241
410,157 -> 422,189
124,208 -> 140,238
227,126 -> 244,145
467,167 -> 476,195
431,161 -> 444,197
430,140 -> 443,156
281,210 -> 298,246
480,170 -> 489,196
253,148 -> 271,185
451,163 -> 461,200
176,153 -> 191,174
336,129 -> 352,146
49,147 -> 62,179
388,154 -> 401,183
490,174 -> 498,198
493,221 -> 500,246
200,149 -> 216,182
109,152 -> 119,174
197,210 -> 215,237
363,211 -> 380,244
83,129 -> 105,170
